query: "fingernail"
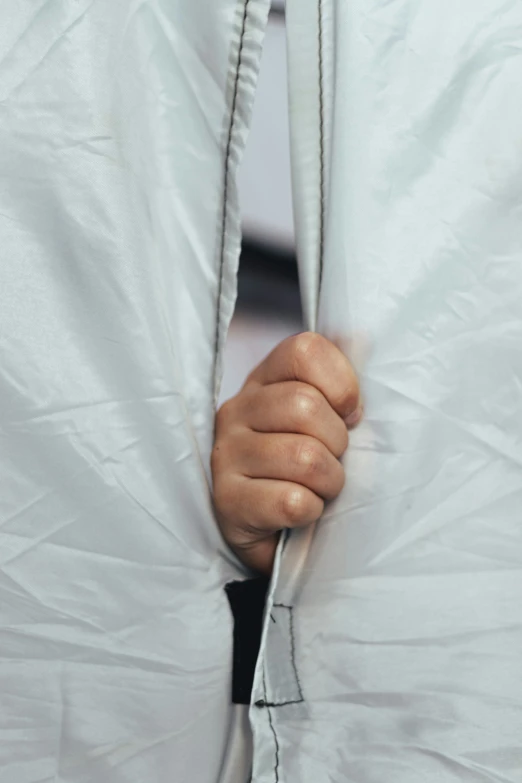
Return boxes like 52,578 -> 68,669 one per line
345,404 -> 363,428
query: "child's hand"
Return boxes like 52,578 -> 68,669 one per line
212,332 -> 362,574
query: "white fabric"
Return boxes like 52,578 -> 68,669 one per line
251,1 -> 522,781
2,2 -> 522,782
0,2 -> 269,781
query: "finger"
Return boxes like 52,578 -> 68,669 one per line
234,381 -> 349,458
228,431 -> 345,500
231,534 -> 280,576
247,332 -> 361,423
215,475 -> 324,574
215,476 -> 324,535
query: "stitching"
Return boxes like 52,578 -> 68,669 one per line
266,706 -> 280,782
259,606 -> 304,780
318,0 -> 325,296
255,697 -> 303,708
273,603 -> 305,702
263,669 -> 280,783
214,0 -> 252,392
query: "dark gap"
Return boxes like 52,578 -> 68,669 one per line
238,239 -> 302,322
269,5 -> 285,20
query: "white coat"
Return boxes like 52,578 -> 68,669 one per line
1,2 -> 521,782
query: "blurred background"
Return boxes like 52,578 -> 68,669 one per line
219,1 -> 303,404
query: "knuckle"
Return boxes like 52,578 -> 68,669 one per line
292,386 -> 322,421
294,439 -> 325,475
292,331 -> 325,362
280,487 -> 309,525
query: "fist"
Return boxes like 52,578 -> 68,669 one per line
212,332 -> 362,575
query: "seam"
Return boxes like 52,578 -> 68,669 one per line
317,0 -> 325,297
273,603 -> 305,703
214,0 -> 252,396
263,669 -> 280,783
256,697 -> 303,708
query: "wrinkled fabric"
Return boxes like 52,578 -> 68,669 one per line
3,1 -> 522,782
251,1 -> 522,781
0,2 -> 269,781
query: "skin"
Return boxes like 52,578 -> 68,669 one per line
212,332 -> 362,575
